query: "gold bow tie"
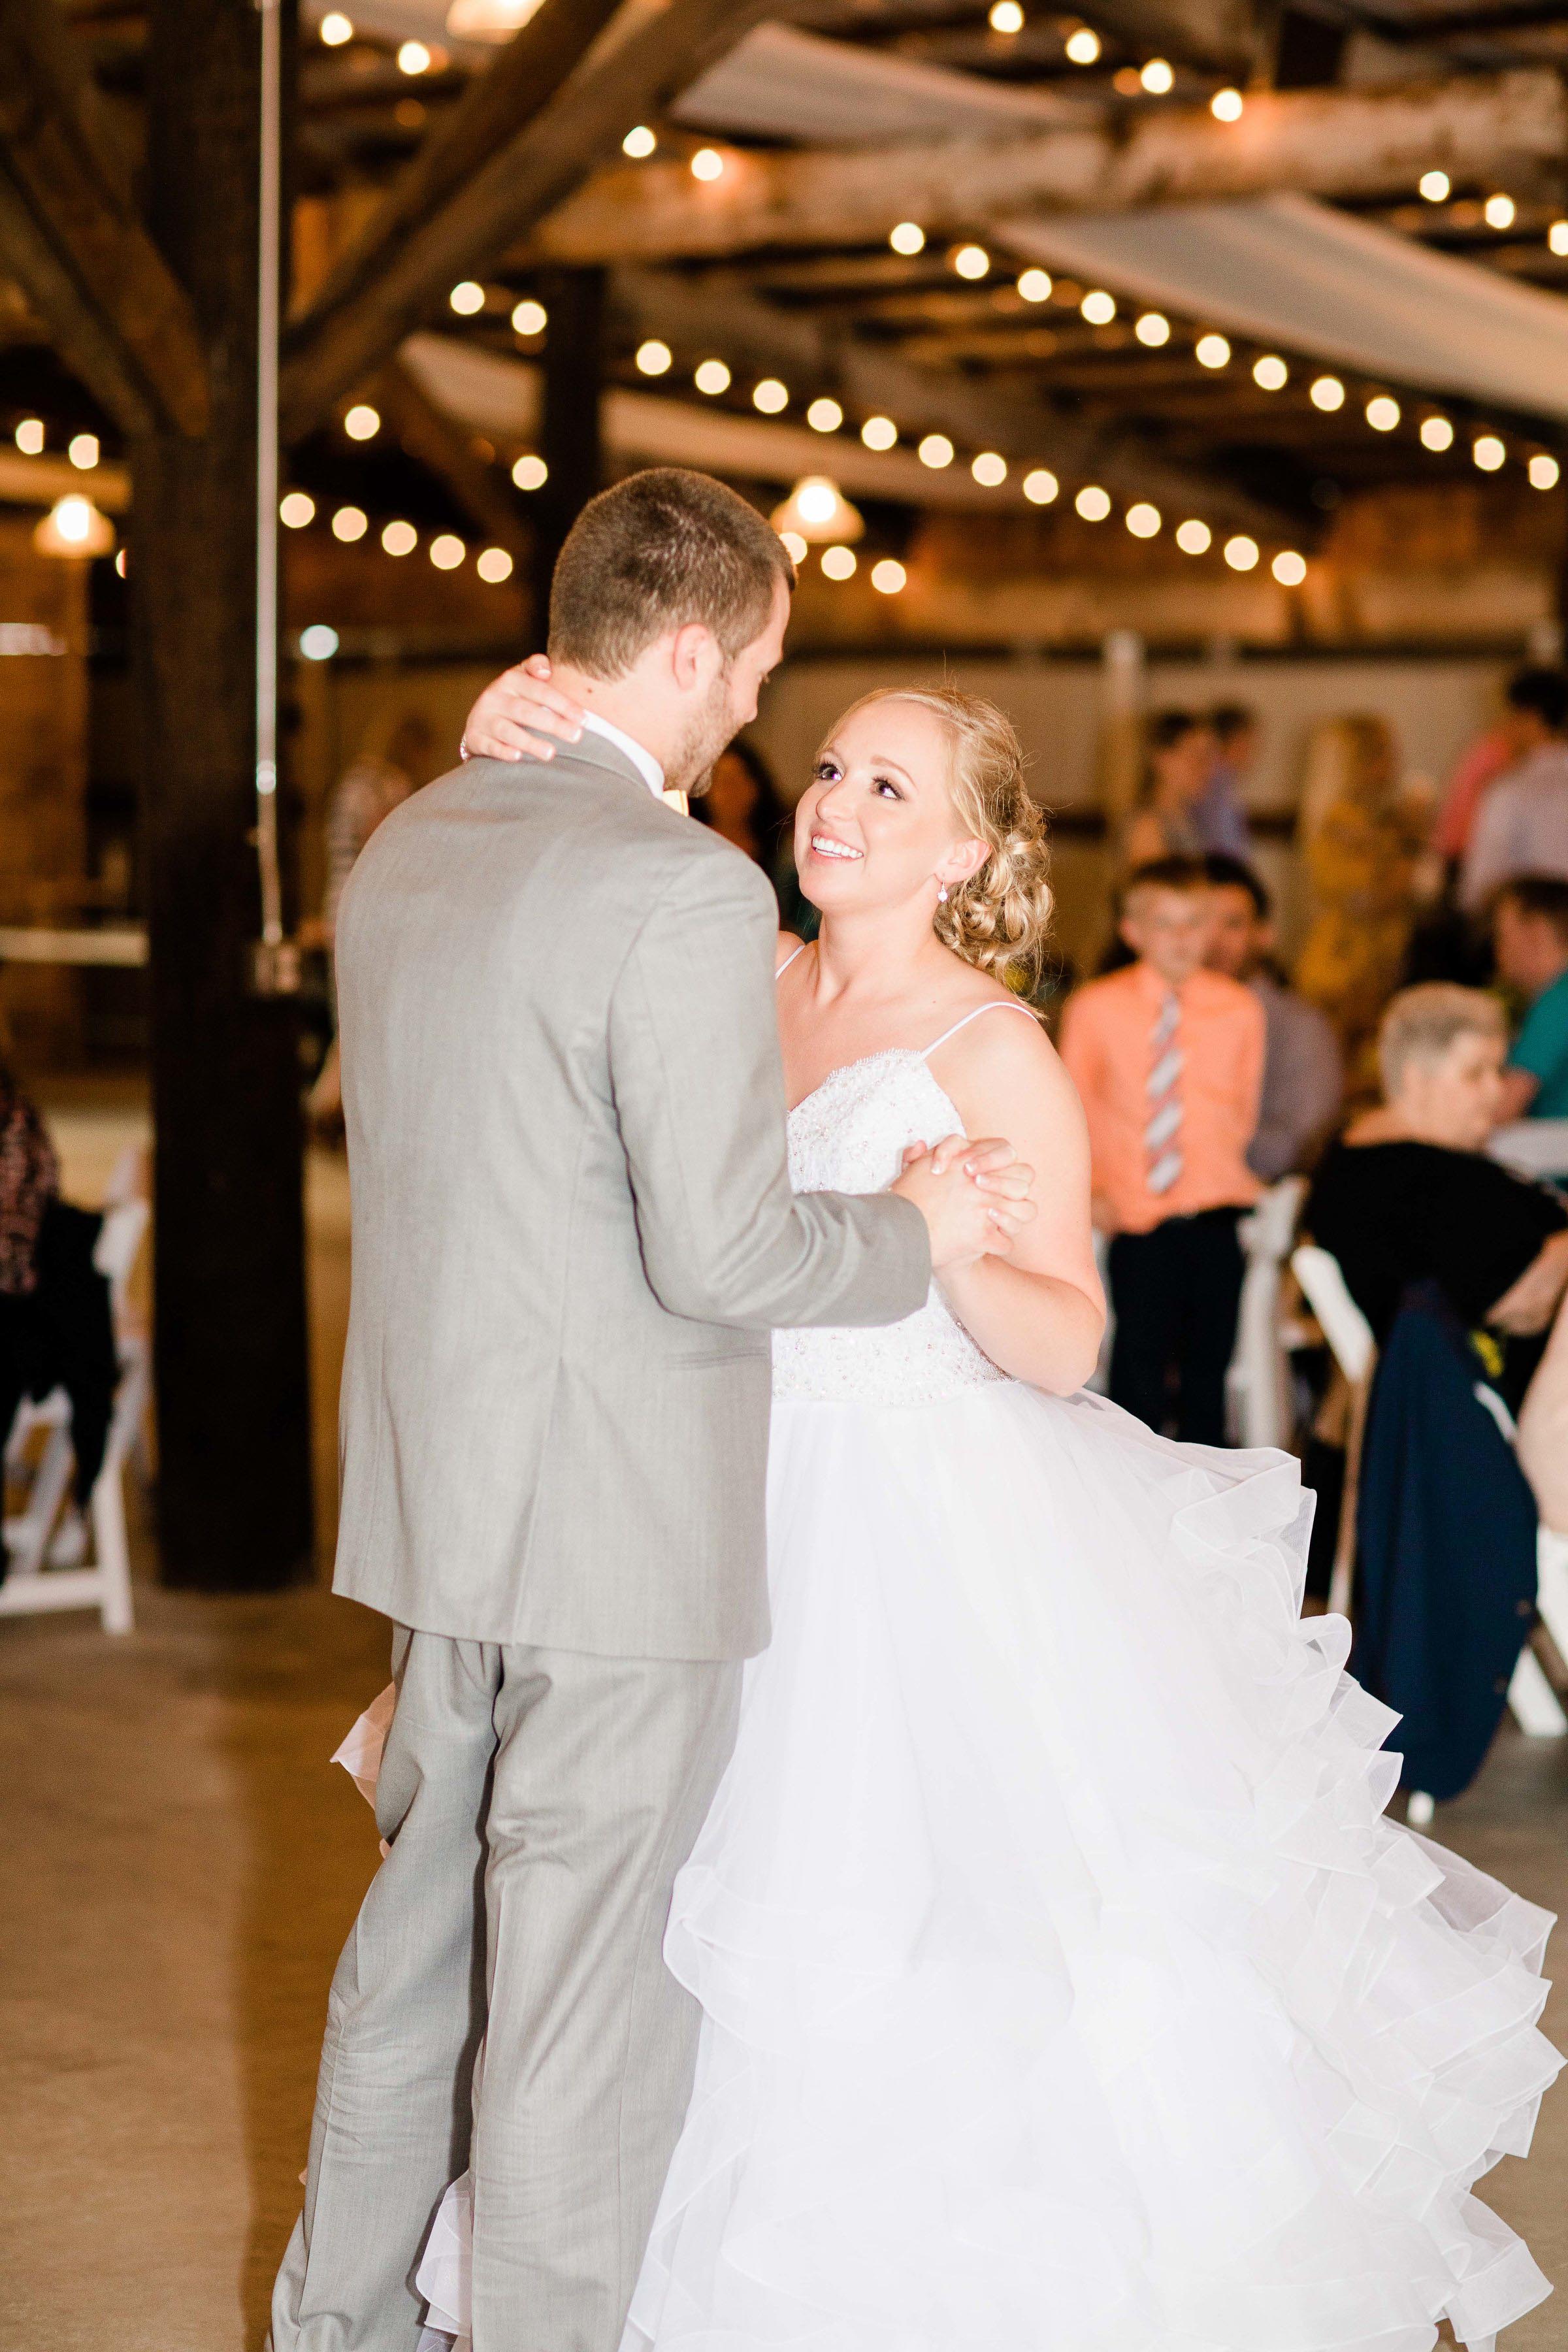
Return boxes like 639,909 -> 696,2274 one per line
661,788 -> 690,817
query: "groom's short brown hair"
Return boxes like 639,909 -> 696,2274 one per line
547,468 -> 795,680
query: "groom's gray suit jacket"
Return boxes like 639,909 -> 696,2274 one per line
331,730 -> 930,1660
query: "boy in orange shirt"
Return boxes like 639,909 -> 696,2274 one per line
1060,858 -> 1265,1444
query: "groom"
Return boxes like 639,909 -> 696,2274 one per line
271,468 -> 1030,2352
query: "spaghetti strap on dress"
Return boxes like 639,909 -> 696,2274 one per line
921,998 -> 1039,1057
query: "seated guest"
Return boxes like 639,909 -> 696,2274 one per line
1203,853 -> 1343,1179
1519,1282 -> 1568,1532
1305,983 -> 1568,1411
1060,857 -> 1264,1444
0,1062 -> 57,1302
1493,874 -> 1568,1122
0,1062 -> 118,1552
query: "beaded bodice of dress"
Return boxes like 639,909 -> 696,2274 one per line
772,1049 -> 1011,1406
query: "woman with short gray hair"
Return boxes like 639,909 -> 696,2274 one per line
1307,981 -> 1568,1404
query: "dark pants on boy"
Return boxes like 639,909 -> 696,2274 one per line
1107,1205 -> 1246,1446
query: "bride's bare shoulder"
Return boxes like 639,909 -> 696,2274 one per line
934,996 -> 1085,1134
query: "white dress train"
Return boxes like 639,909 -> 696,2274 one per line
392,1028 -> 1560,2352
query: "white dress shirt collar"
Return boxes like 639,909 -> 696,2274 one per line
579,710 -> 664,798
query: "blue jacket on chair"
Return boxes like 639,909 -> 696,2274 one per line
1351,1282 -> 1539,1803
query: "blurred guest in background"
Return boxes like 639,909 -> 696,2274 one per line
691,738 -> 814,937
1519,1281 -> 1568,1533
321,711 -> 433,942
1122,710 -> 1216,870
1460,666 -> 1568,913
1061,857 -> 1263,1443
1295,713 -> 1429,1092
1306,984 -> 1568,1411
1433,702 -> 1517,868
1190,702 -> 1256,858
1494,875 -> 1568,1122
0,1061 -> 56,1301
0,1062 -> 117,1557
1203,853 -> 1343,1179
310,711 -> 435,1128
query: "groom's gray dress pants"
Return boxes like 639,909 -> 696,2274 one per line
269,1627 -> 742,2352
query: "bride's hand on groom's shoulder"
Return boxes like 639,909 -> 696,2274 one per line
461,653 -> 585,763
892,1136 -> 1036,1271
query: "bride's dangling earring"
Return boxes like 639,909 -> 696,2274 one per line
937,882 -> 949,904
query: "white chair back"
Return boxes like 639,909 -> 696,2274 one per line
1488,1119 -> 1568,1181
1228,1177 -> 1309,1450
1290,1245 -> 1375,1386
93,1196 -> 149,1326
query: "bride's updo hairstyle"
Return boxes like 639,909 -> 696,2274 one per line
836,685 -> 1054,985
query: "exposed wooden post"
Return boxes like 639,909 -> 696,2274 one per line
532,267 -> 604,635
132,0 -> 312,1590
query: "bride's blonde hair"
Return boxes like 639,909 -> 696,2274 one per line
826,685 -> 1054,985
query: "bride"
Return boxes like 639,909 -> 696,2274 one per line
363,679 -> 1558,2352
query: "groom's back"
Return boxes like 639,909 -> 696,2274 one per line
332,733 -> 773,1656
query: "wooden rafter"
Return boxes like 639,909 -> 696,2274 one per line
0,0 -> 208,437
376,357 -> 532,561
285,0 -> 623,428
280,0 -> 781,444
537,69 -> 1568,265
1077,0 -> 1253,74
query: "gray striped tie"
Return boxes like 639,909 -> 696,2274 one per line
1145,988 -> 1183,1195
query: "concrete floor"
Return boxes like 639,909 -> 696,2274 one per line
1,1125 -> 1567,2349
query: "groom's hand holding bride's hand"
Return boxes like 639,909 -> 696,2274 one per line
461,654 -> 583,762
892,1138 -> 1036,1269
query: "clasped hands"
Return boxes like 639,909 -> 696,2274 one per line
891,1135 -> 1036,1271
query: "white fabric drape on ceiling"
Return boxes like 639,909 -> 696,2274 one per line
322,8 -> 1568,429
673,23 -> 1083,144
1002,191 -> 1568,425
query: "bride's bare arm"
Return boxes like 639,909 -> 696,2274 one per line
931,1009 -> 1105,1394
461,654 -> 583,762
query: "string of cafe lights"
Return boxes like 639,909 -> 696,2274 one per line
302,17 -> 1568,567
592,134 -> 1565,580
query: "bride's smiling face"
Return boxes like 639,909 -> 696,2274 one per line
795,698 -> 987,917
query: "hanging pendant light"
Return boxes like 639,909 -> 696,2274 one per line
34,493 -> 114,558
770,476 -> 864,546
446,0 -> 545,36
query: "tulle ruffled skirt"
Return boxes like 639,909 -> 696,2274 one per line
614,1382 -> 1560,2352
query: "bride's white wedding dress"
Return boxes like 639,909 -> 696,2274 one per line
389,1022 -> 1560,2352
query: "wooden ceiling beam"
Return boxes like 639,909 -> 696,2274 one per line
280,0 -> 779,444
0,0 -> 208,436
376,357 -> 532,561
1076,0 -> 1254,75
284,0 -> 622,423
538,69 -> 1567,264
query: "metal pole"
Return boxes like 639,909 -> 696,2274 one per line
253,0 -> 286,963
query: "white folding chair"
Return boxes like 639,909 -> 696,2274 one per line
1488,1119 -> 1568,1182
1291,1241 -> 1567,1825
0,1195 -> 150,1635
1290,1244 -> 1373,1625
1227,1177 -> 1309,1450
